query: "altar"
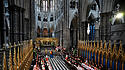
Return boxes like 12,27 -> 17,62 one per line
35,38 -> 58,47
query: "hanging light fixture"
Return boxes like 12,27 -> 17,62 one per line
116,12 -> 124,19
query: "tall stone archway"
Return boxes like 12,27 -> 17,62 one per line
37,26 -> 40,37
70,16 -> 78,48
43,28 -> 48,37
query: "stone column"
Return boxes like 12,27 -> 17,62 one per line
63,28 -> 70,49
61,20 -> 63,47
80,21 -> 87,40
100,13 -> 106,41
17,7 -> 20,42
0,0 -> 4,47
63,0 -> 70,50
9,5 -> 20,43
22,9 -> 25,41
95,21 -> 100,40
19,8 -> 24,42
29,0 -> 36,39
79,22 -> 83,40
100,13 -> 111,41
74,29 -> 78,47
99,0 -> 113,41
24,18 -> 30,40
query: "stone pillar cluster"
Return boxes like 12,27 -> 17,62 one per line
0,0 -> 5,48
63,0 -> 70,49
8,0 -> 36,44
0,0 -> 36,47
100,13 -> 112,41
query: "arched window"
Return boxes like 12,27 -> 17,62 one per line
50,0 -> 54,12
43,0 -> 48,11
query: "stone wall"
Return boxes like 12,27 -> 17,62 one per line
8,0 -> 35,43
111,24 -> 125,45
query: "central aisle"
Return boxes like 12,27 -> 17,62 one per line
48,56 -> 69,70
29,45 -> 77,70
